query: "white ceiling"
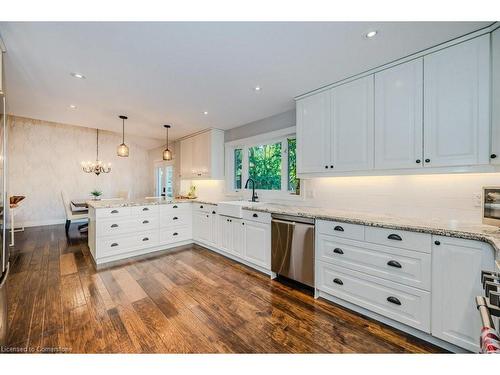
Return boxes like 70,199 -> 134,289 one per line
0,21 -> 492,148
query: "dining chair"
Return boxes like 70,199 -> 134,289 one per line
61,191 -> 88,236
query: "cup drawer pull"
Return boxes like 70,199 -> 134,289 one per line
110,224 -> 119,228
387,296 -> 402,306
173,216 -> 178,220
173,205 -> 178,208
334,225 -> 344,232
387,260 -> 402,268
252,213 -> 258,218
333,248 -> 344,255
173,232 -> 178,236
110,243 -> 118,247
142,237 -> 149,241
111,210 -> 119,214
387,234 -> 402,241
142,207 -> 149,211
142,220 -> 149,224
333,278 -> 343,285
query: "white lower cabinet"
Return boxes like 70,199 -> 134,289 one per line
243,220 -> 271,269
431,235 -> 495,352
315,219 -> 496,352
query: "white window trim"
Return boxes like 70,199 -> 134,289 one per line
224,126 -> 304,201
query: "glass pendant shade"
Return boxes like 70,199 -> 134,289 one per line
117,115 -> 129,157
163,148 -> 172,161
117,143 -> 129,157
163,124 -> 172,161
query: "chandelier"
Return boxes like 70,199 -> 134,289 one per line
81,129 -> 111,175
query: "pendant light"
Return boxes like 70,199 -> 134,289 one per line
117,115 -> 129,157
163,124 -> 172,161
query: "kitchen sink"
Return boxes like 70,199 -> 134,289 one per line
217,200 -> 263,218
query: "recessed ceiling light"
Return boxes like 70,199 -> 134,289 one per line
365,30 -> 378,39
254,86 -> 261,92
70,72 -> 86,79
203,111 -> 208,115
69,104 -> 77,109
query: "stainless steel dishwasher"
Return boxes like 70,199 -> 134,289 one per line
271,214 -> 315,287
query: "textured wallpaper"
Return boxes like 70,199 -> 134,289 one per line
7,115 -> 154,226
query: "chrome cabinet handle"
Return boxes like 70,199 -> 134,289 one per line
387,260 -> 402,268
142,220 -> 149,224
111,243 -> 118,247
111,224 -> 119,228
142,237 -> 149,241
142,207 -> 149,211
334,225 -> 344,232
333,248 -> 344,255
111,210 -> 119,214
333,278 -> 343,285
387,296 -> 402,306
387,234 -> 402,241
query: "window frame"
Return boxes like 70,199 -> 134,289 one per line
225,126 -> 302,199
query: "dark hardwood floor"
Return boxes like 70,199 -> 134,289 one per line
3,224 -> 445,353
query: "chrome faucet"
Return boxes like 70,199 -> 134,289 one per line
244,178 -> 258,202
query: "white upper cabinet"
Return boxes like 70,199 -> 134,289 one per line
491,27 -> 500,164
180,129 -> 225,179
330,75 -> 374,171
296,90 -> 330,173
374,59 -> 423,170
423,35 -> 490,168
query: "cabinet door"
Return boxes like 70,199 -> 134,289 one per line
180,137 -> 194,179
232,219 -> 245,257
192,132 -> 211,177
431,236 -> 495,352
244,221 -> 271,269
423,35 -> 490,167
296,91 -> 331,173
330,75 -> 374,171
193,211 -> 211,244
375,59 -> 423,169
491,28 -> 500,164
218,216 -> 233,254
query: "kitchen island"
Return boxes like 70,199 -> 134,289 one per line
88,198 -> 195,264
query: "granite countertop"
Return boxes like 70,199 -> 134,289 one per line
243,203 -> 500,253
87,197 -> 219,209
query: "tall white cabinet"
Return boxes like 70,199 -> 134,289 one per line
330,76 -> 374,171
296,33 -> 493,176
491,27 -> 500,163
180,129 -> 225,179
423,34 -> 490,168
374,59 -> 423,169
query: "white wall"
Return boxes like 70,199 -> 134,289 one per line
8,115 -> 154,227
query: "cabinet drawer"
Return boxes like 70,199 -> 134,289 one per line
317,220 -> 364,241
160,225 -> 192,244
317,261 -> 431,332
95,206 -> 130,219
242,210 -> 271,224
317,234 -> 431,290
365,226 -> 431,253
161,203 -> 193,214
160,212 -> 192,227
97,230 -> 158,257
193,203 -> 216,213
96,216 -> 159,237
130,205 -> 159,216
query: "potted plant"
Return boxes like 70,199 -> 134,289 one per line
90,189 -> 103,200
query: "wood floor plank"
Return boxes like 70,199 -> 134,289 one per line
2,225 -> 445,353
